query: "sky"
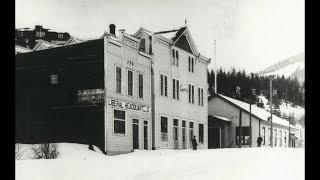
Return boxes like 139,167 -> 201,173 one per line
15,0 -> 304,73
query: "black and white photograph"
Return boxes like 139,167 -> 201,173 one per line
15,0 -> 305,179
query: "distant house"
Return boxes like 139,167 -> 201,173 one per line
15,45 -> 31,54
33,39 -> 60,51
64,36 -> 84,46
208,93 -> 301,148
15,25 -> 71,49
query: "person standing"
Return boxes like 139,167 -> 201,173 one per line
192,135 -> 198,150
257,136 -> 263,147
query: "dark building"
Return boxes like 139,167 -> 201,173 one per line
15,39 -> 105,150
15,25 -> 71,49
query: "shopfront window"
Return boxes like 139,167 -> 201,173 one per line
114,110 -> 125,134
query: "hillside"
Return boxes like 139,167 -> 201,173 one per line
258,53 -> 305,84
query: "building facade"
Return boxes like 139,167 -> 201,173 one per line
208,93 -> 301,148
15,25 -> 71,49
134,27 -> 211,150
15,24 -> 211,154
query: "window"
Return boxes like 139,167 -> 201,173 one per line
189,122 -> 194,140
280,131 -> 282,146
127,70 -> 133,96
188,57 -> 194,73
199,123 -> 204,144
188,84 -> 194,104
161,116 -> 168,141
172,78 -> 179,100
58,34 -> 63,39
182,120 -> 186,128
36,31 -> 45,38
139,38 -> 146,52
172,49 -> 179,67
274,129 -> 277,146
284,132 -> 287,146
114,110 -> 125,134
198,87 -> 204,106
50,74 -> 58,84
138,74 -> 143,98
268,128 -> 271,146
116,67 -> 122,93
262,127 -> 266,145
160,74 -> 168,97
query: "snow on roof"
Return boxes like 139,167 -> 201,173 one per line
218,94 -> 299,129
15,45 -> 31,53
213,116 -> 231,122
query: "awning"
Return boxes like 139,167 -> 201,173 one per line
213,116 -> 231,122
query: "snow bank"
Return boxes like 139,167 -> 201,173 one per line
16,143 -> 304,180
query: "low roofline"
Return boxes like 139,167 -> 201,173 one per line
208,93 -> 296,129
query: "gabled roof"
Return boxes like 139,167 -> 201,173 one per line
33,39 -> 60,51
15,45 -> 31,54
64,36 -> 84,46
209,93 -> 299,129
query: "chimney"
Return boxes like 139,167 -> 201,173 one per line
109,24 -> 116,36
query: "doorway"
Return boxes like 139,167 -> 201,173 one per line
173,119 -> 179,149
133,119 -> 139,149
144,121 -> 148,150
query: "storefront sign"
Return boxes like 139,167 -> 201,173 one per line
78,89 -> 104,103
106,98 -> 150,114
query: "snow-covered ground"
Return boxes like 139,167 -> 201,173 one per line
16,143 -> 304,180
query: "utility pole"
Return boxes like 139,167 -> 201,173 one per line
249,102 -> 252,147
214,40 -> 217,93
270,76 -> 274,147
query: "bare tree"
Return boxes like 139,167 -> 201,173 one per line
15,144 -> 24,160
31,143 -> 60,159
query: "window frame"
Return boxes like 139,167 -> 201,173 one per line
160,74 -> 168,97
161,116 -> 169,141
138,73 -> 144,99
115,66 -> 122,93
199,123 -> 204,144
262,127 -> 266,145
172,77 -> 180,100
113,109 -> 126,135
127,69 -> 133,96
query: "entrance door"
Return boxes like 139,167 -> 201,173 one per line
133,119 -> 139,149
182,128 -> 186,149
208,127 -> 220,149
144,121 -> 148,150
173,119 -> 179,149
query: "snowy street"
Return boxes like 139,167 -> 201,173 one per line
15,143 -> 304,180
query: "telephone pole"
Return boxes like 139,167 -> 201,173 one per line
270,76 -> 274,147
214,40 -> 217,93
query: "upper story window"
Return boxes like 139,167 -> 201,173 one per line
50,74 -> 58,84
172,78 -> 179,100
138,74 -> 143,98
160,74 -> 168,97
188,57 -> 195,73
36,31 -> 45,38
116,67 -> 122,93
198,87 -> 204,106
188,84 -> 194,104
268,128 -> 271,146
58,34 -> 64,39
139,38 -> 146,53
127,70 -> 133,96
172,49 -> 179,67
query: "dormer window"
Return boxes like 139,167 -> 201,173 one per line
139,38 -> 146,53
36,31 -> 45,38
172,49 -> 179,67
